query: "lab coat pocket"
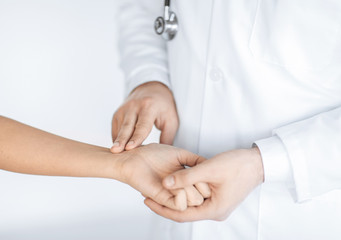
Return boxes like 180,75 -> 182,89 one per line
249,0 -> 341,71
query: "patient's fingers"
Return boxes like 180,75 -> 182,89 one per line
195,182 -> 212,199
151,188 -> 187,211
146,186 -> 204,209
171,189 -> 187,211
184,185 -> 204,206
111,111 -> 137,153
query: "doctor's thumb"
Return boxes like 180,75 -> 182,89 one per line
163,166 -> 205,190
160,128 -> 177,145
159,118 -> 179,145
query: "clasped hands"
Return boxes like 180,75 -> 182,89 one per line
112,144 -> 263,222
110,82 -> 264,222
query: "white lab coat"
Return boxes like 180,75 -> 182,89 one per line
118,0 -> 341,239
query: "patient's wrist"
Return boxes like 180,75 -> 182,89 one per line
106,150 -> 131,183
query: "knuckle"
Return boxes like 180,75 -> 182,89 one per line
112,111 -> 121,122
135,122 -> 151,131
121,122 -> 133,128
202,190 -> 212,199
116,104 -> 129,114
122,117 -> 136,127
188,196 -> 203,206
126,99 -> 139,107
124,97 -> 156,113
140,97 -> 154,108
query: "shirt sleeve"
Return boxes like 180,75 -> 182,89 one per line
117,0 -> 171,95
255,106 -> 341,202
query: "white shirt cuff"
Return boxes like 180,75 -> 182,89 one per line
254,136 -> 293,184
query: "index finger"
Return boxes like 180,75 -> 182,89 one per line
111,111 -> 137,153
125,108 -> 156,150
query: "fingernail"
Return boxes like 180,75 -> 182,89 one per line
112,142 -> 120,148
126,140 -> 135,147
165,176 -> 175,187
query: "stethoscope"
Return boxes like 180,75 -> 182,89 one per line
154,0 -> 178,41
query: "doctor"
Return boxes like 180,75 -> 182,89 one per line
112,0 -> 341,239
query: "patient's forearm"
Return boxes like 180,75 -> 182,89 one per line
0,116 -> 119,179
0,116 -> 210,211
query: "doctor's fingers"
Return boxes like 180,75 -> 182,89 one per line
183,185 -> 204,206
144,197 -> 216,222
111,111 -> 138,153
194,182 -> 212,199
158,115 -> 179,145
111,109 -> 125,141
125,108 -> 157,151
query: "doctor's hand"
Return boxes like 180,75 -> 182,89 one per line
144,148 -> 264,222
115,143 -> 211,211
111,82 -> 179,153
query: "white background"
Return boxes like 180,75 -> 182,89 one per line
0,0 -> 159,239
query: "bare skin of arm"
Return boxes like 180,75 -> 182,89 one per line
0,116 -> 209,211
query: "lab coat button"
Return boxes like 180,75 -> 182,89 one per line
209,67 -> 224,82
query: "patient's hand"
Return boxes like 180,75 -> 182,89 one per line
114,144 -> 211,211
